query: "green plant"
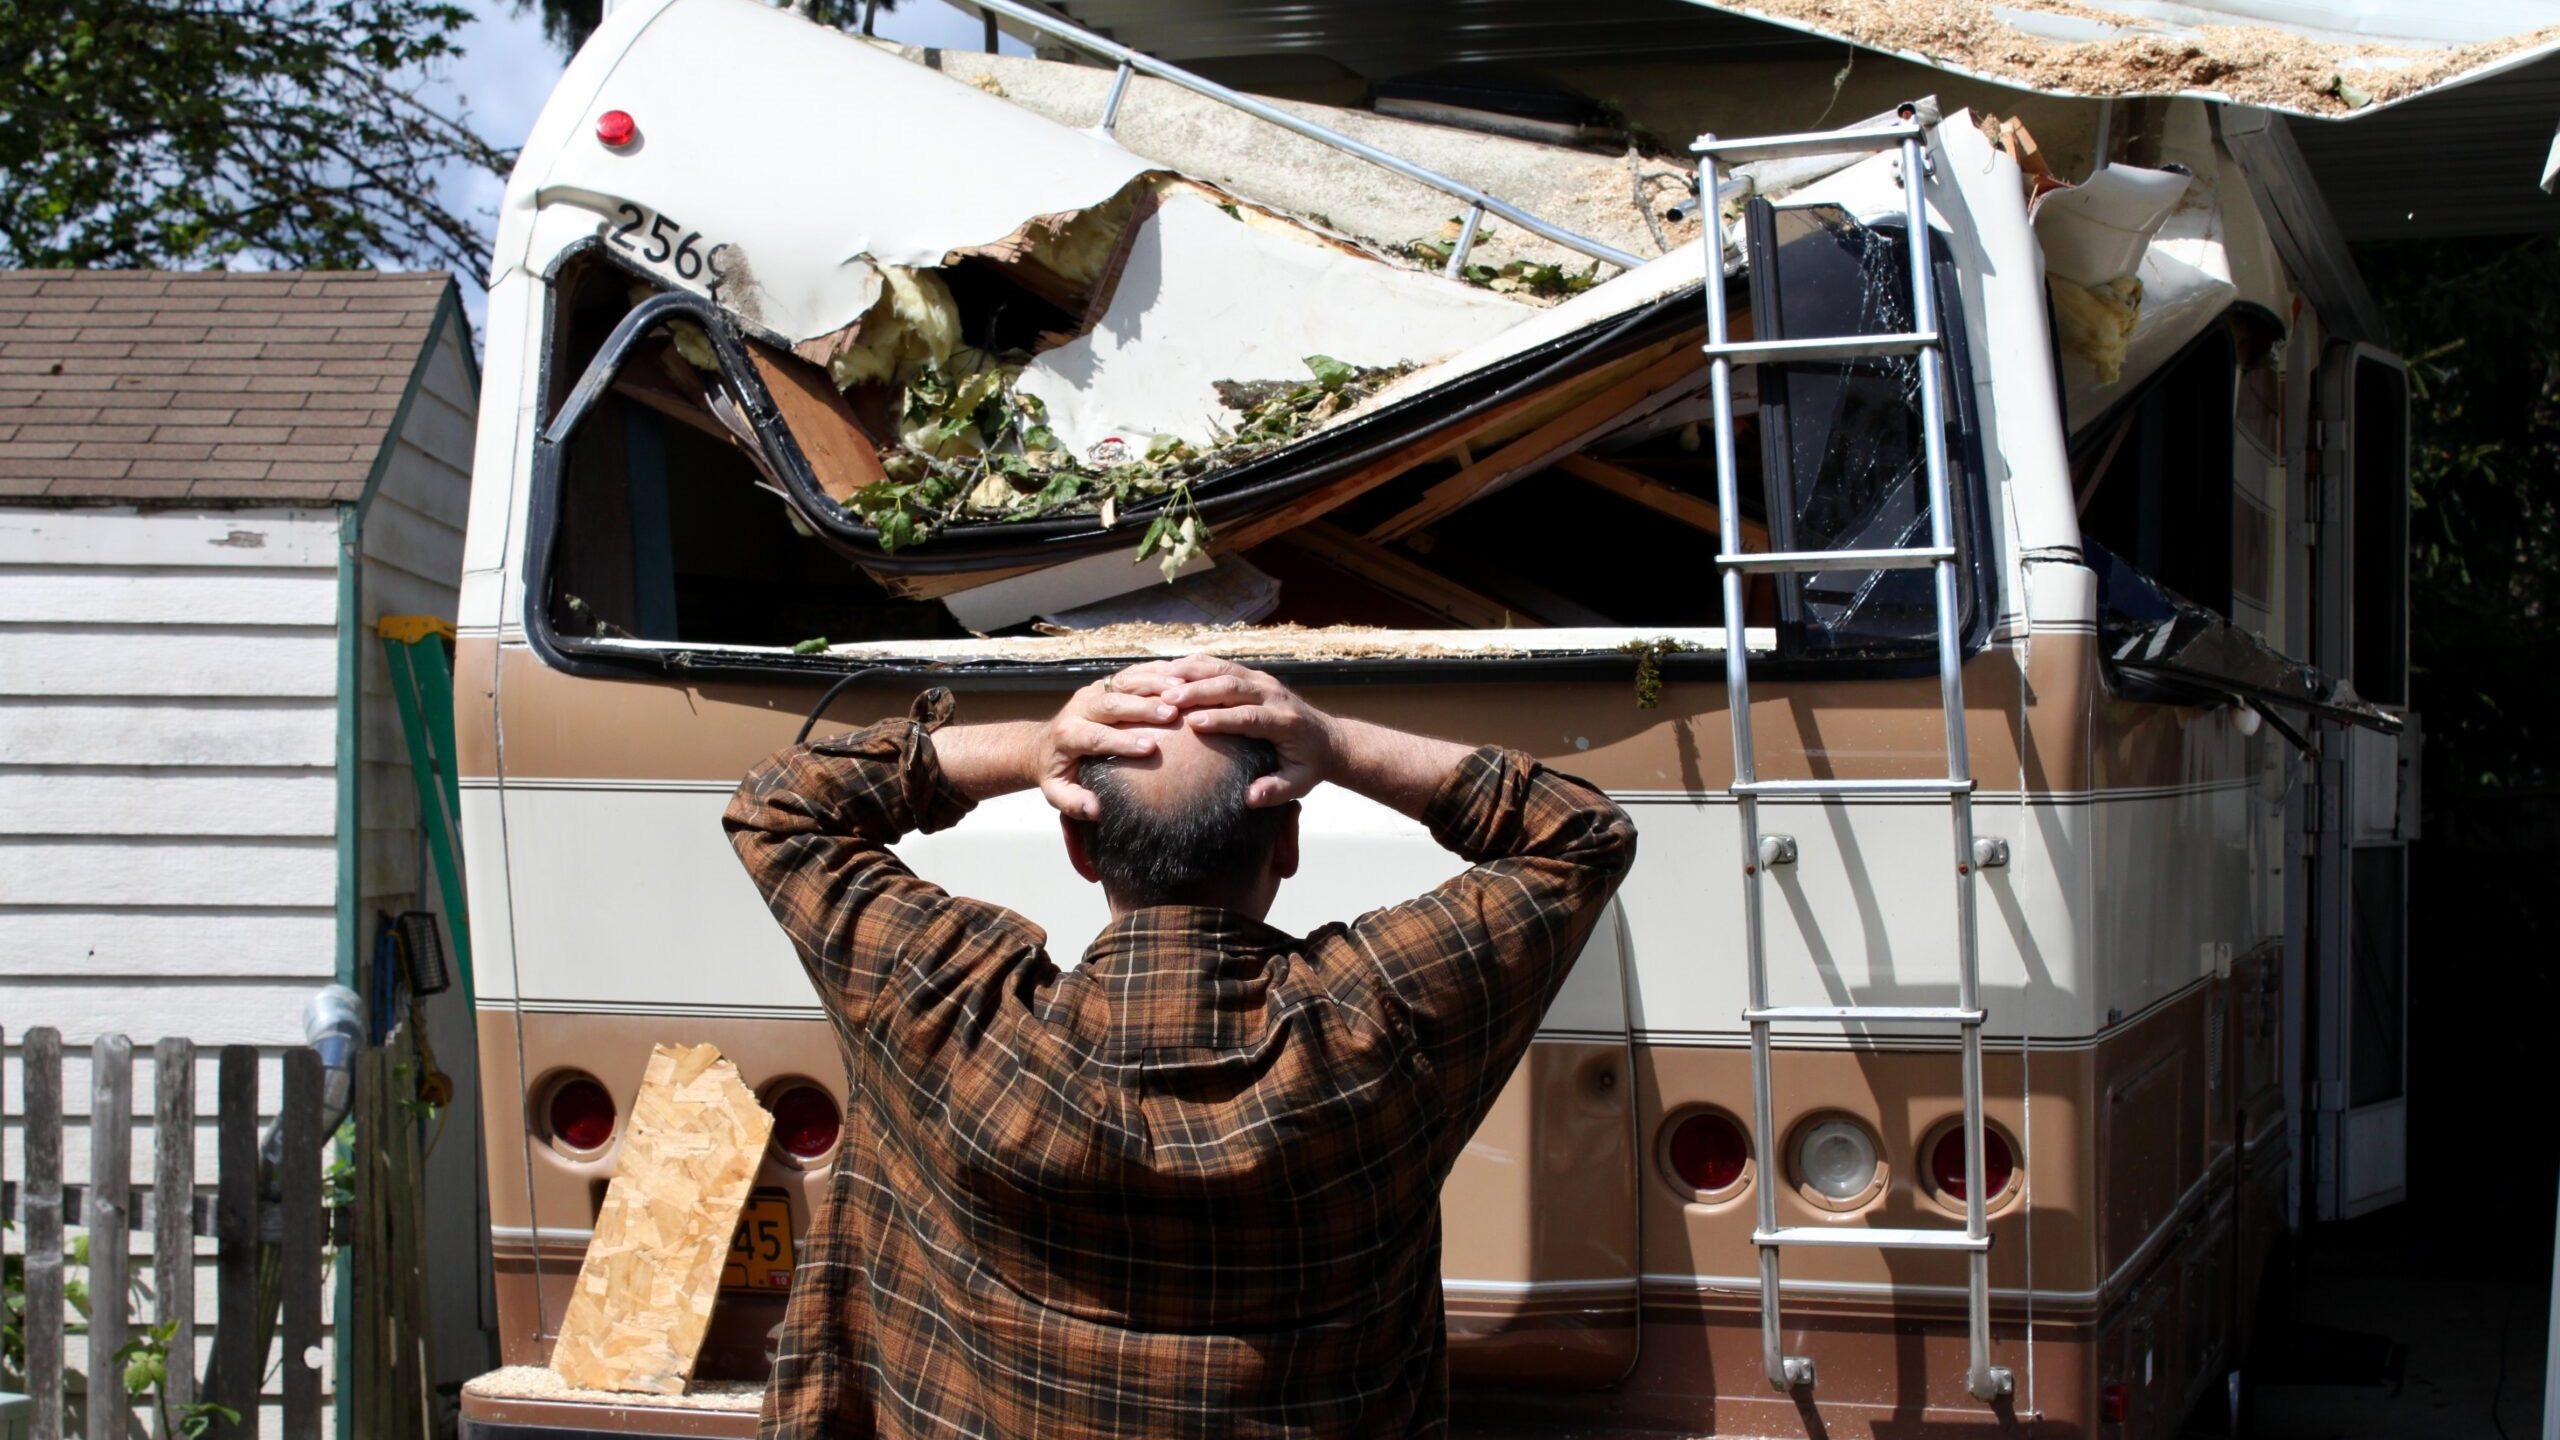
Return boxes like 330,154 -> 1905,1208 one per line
1620,637 -> 1676,709
845,352 -> 1410,568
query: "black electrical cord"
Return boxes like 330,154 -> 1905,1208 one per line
795,666 -> 889,745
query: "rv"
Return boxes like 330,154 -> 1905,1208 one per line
450,0 -> 2527,1433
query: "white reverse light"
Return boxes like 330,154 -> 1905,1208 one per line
1795,1118 -> 1880,1202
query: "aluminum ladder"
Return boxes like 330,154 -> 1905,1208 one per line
1691,113 -> 2013,1404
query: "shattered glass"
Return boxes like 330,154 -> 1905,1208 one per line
1748,202 -> 1971,656
2087,539 -> 2400,734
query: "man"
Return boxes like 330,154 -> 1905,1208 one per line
726,654 -> 1635,1439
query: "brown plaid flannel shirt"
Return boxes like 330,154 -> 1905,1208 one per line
726,690 -> 1635,1439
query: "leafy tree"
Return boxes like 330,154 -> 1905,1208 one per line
2361,235 -> 2560,796
0,0 -> 515,277
518,0 -> 902,57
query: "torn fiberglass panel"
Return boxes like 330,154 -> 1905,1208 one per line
1747,200 -> 1979,657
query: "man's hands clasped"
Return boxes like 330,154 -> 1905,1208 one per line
1031,655 -> 1339,820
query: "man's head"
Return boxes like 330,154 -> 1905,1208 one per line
1061,722 -> 1299,918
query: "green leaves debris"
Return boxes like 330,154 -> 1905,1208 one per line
845,353 -> 1412,575
1404,219 -> 1603,299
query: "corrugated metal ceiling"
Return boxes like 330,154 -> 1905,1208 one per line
2288,51 -> 2560,240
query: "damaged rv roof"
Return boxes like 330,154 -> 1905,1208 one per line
1680,0 -> 2560,117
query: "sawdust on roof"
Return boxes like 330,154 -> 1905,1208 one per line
1713,0 -> 2560,115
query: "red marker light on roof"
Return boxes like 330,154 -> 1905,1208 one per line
596,110 -> 637,148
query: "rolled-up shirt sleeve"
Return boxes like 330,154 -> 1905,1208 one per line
724,688 -> 983,1031
1343,746 -> 1637,1140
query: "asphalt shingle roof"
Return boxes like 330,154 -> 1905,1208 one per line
0,270 -> 456,506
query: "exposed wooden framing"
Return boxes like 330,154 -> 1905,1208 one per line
1411,539 -> 1620,628
1276,522 -> 1521,629
1207,335 -> 1696,559
748,345 -> 888,502
1558,454 -> 1724,536
606,343 -> 739,447
1556,454 -> 1779,625
1364,345 -> 1713,542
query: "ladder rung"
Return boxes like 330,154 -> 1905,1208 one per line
1732,778 -> 1973,798
1745,1005 -> 1984,1025
1718,545 -> 1955,574
1694,124 -> 1924,163
1755,1226 -> 1991,1253
1701,332 -> 1937,365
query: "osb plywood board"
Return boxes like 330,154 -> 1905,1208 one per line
550,1043 -> 774,1395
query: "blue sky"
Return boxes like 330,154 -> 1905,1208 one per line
419,0 -> 1030,325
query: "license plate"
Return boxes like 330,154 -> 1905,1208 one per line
723,1188 -> 796,1291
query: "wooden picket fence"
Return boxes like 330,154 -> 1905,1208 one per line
8,1025 -> 328,1440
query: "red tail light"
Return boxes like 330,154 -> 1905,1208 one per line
547,1075 -> 616,1153
1666,1111 -> 1750,1195
2099,1381 -> 2128,1423
596,110 -> 637,148
769,1083 -> 843,1163
1931,1125 -> 2016,1202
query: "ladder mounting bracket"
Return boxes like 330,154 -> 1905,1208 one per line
1757,834 -> 1798,869
1972,835 -> 2010,869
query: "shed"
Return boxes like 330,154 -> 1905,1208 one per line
0,269 -> 492,1429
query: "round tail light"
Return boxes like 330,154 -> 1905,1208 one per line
769,1083 -> 843,1163
547,1075 -> 616,1153
1795,1118 -> 1881,1203
1930,1124 -> 2017,1202
1665,1111 -> 1750,1196
596,110 -> 637,148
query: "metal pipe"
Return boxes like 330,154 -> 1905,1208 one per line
1901,127 -> 2007,1405
1442,203 -> 1487,279
956,0 -> 1641,271
1099,59 -> 1134,131
1699,142 -> 1799,1395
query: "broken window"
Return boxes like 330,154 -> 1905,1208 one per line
1745,200 -> 1990,659
2073,320 -> 2238,616
531,211 -> 1994,672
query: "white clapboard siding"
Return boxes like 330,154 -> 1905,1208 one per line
0,837 -> 336,908
0,565 -> 339,625
0,978 -> 327,1046
0,506 -> 342,567
362,491 -> 464,590
0,624 -> 339,698
0,505 -> 344,1056
0,908 -> 334,977
0,768 -> 335,837
0,697 -> 338,767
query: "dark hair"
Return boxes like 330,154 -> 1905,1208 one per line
1076,736 -> 1287,909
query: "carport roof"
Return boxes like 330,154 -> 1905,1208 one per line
1046,0 -> 2560,237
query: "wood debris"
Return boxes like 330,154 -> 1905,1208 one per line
549,1044 -> 774,1396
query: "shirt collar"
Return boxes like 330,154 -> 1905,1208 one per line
1081,906 -> 1299,1055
